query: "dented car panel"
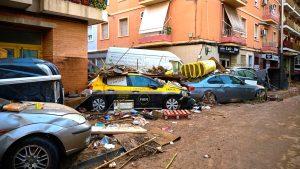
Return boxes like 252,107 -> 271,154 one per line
0,100 -> 91,162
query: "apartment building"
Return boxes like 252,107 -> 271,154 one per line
89,0 -> 280,70
282,0 -> 300,79
0,0 -> 106,93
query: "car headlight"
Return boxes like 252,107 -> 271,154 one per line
63,114 -> 86,124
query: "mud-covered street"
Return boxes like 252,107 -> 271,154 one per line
124,96 -> 300,169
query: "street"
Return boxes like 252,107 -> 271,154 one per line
124,96 -> 300,169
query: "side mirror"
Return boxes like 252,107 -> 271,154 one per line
149,84 -> 158,89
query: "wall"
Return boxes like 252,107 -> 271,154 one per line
0,8 -> 88,93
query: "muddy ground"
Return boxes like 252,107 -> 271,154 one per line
121,96 -> 300,169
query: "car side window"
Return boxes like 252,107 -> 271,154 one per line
127,75 -> 158,87
220,75 -> 241,84
244,70 -> 256,79
105,76 -> 128,86
207,76 -> 223,84
237,70 -> 246,77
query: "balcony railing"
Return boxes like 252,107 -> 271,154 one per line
262,6 -> 280,24
139,0 -> 170,6
220,28 -> 246,46
139,33 -> 172,45
286,0 -> 300,14
285,17 -> 300,33
283,39 -> 300,51
262,42 -> 278,53
222,0 -> 247,8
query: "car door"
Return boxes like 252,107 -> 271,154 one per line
205,75 -> 227,102
219,75 -> 241,102
127,75 -> 162,108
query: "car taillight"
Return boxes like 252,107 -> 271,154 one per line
188,86 -> 195,92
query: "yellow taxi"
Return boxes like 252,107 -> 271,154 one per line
84,73 -> 193,112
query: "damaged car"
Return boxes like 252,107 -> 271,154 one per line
0,98 -> 91,169
186,74 -> 267,104
81,73 -> 194,112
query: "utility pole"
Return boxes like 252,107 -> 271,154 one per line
279,0 -> 284,89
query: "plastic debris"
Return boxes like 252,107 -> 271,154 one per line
202,106 -> 211,110
162,126 -> 173,133
203,154 -> 211,158
104,144 -> 115,150
109,162 -> 117,168
100,136 -> 110,145
132,117 -> 149,126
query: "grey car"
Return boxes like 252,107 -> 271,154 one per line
186,74 -> 266,104
0,98 -> 91,169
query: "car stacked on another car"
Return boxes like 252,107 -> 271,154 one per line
0,98 -> 91,169
81,73 -> 194,112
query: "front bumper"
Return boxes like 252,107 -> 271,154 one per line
55,121 -> 91,155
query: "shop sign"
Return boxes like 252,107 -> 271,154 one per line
218,45 -> 240,55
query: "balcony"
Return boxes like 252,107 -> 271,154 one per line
220,28 -> 246,46
284,18 -> 300,37
222,0 -> 247,8
0,0 -> 32,9
40,0 -> 106,25
284,0 -> 300,20
139,0 -> 170,6
262,6 -> 280,24
262,42 -> 277,53
138,33 -> 172,46
283,39 -> 300,52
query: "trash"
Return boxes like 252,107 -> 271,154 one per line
132,116 -> 149,126
161,126 -> 173,133
193,110 -> 201,113
108,162 -> 117,168
169,141 -> 174,145
91,124 -> 147,135
100,136 -> 110,145
95,122 -> 105,128
202,105 -> 211,110
203,154 -> 211,158
104,114 -> 112,121
104,144 -> 116,150
130,109 -> 139,116
165,153 -> 178,169
171,121 -> 177,124
93,141 -> 100,149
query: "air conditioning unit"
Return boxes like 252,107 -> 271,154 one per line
261,29 -> 268,36
262,0 -> 268,6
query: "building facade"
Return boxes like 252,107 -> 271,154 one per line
282,0 -> 300,80
90,0 -> 281,70
0,0 -> 106,93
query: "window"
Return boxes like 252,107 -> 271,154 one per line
207,76 -> 224,84
244,70 -> 256,79
101,23 -> 109,40
88,26 -> 94,42
105,0 -> 109,6
295,56 -> 300,70
106,76 -> 128,86
236,70 -> 246,77
20,49 -> 38,58
254,0 -> 259,8
119,18 -> 129,37
4,48 -> 14,58
127,75 -> 159,87
254,24 -> 259,40
220,75 -> 242,84
241,18 -> 247,37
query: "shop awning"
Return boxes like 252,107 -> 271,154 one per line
139,1 -> 170,34
224,5 -> 244,33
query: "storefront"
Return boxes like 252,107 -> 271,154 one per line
218,45 -> 240,68
261,54 -> 279,69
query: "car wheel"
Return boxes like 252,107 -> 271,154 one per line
92,96 -> 107,112
4,137 -> 60,169
202,91 -> 217,105
256,89 -> 267,102
165,97 -> 180,110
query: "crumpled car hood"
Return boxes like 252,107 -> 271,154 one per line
19,102 -> 80,116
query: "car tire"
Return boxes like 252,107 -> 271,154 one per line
91,96 -> 107,112
202,91 -> 217,105
165,97 -> 180,110
3,137 -> 60,169
256,89 -> 267,101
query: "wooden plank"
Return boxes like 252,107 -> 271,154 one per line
91,125 -> 147,135
148,127 -> 181,146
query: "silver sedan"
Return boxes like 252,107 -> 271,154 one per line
0,99 -> 91,169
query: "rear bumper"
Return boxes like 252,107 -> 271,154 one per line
55,121 -> 91,155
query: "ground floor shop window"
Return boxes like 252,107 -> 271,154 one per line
20,49 -> 38,58
220,58 -> 230,68
295,56 -> 300,70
